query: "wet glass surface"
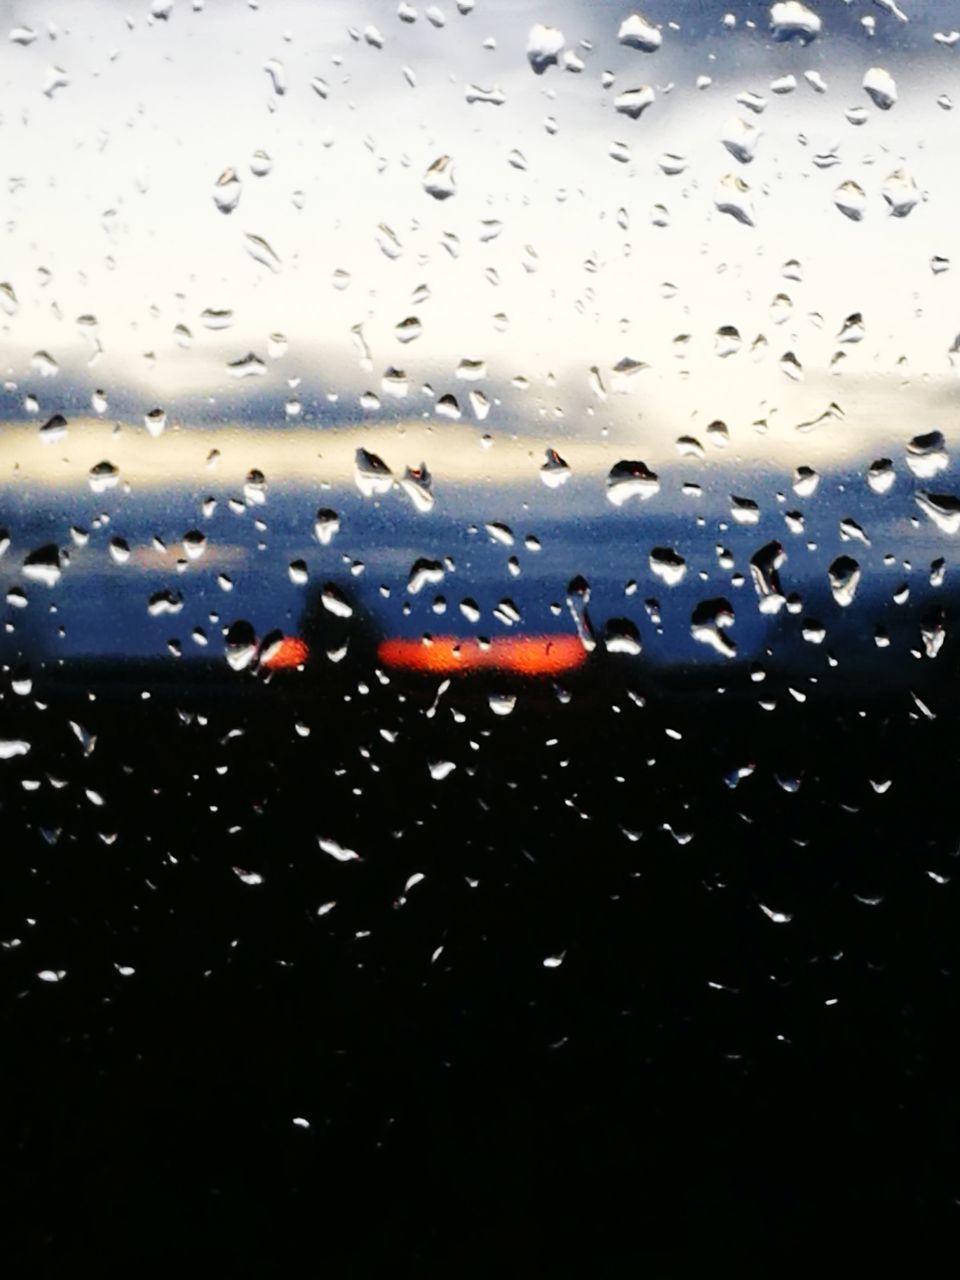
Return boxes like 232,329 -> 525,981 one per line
3,0 -> 960,1262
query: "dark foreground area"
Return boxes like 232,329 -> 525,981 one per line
2,660 -> 960,1265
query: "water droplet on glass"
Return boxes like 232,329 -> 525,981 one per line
863,66 -> 897,110
882,168 -> 919,218
916,492 -> 960,534
691,598 -> 736,657
828,555 -> 861,606
540,448 -> 571,488
615,86 -> 655,118
650,548 -> 687,586
314,509 -> 340,545
213,167 -> 242,214
31,351 -> 58,377
23,544 -> 62,587
721,116 -> 761,164
355,448 -> 394,497
906,431 -> 948,478
89,461 -> 119,494
227,353 -> 267,378
769,2 -> 821,43
715,174 -> 754,226
607,460 -> 661,505
395,315 -> 422,344
400,464 -> 434,513
38,413 -> 68,444
715,326 -> 742,357
730,496 -> 760,525
423,156 -> 456,200
750,541 -> 787,612
244,233 -> 282,274
183,530 -> 206,560
833,180 -> 866,221
837,312 -> 865,343
618,13 -> 662,52
143,407 -> 166,438
263,58 -> 287,96
250,149 -> 272,177
867,458 -> 895,494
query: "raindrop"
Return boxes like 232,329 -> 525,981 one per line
906,431 -> 948,479
263,58 -> 287,96
769,2 -> 821,44
321,585 -> 352,618
395,316 -> 422,344
833,180 -> 866,221
354,449 -> 394,499
650,548 -> 687,586
691,598 -> 736,657
245,233 -> 282,274
615,86 -> 655,118
423,156 -> 456,200
144,407 -> 167,437
213,167 -> 242,214
749,541 -> 787,612
607,460 -> 660,505
730,496 -> 760,525
227,353 -> 267,378
250,150 -> 272,177
714,174 -> 754,226
400,464 -> 434,513
314,509 -> 340,545
22,545 -> 62,587
38,414 -> 68,443
89,461 -> 119,494
540,448 -> 571,488
618,13 -> 662,52
828,555 -> 861,606
863,66 -> 896,110
882,168 -> 919,218
715,326 -> 742,357
916,492 -> 960,534
721,116 -> 761,164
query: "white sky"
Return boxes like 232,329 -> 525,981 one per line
2,0 -> 959,481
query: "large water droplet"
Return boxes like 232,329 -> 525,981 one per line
213,167 -> 242,214
423,156 -> 456,200
615,86 -> 655,118
355,449 -> 394,497
691,598 -> 736,657
244,233 -> 282,273
607,460 -> 660,505
540,448 -> 571,488
650,547 -> 687,586
721,116 -> 761,164
769,2 -> 821,43
828,555 -> 861,606
834,180 -> 867,221
618,13 -> 662,52
882,168 -> 918,218
916,492 -> 960,534
863,66 -> 897,110
906,431 -> 948,478
23,544 -> 62,587
715,174 -> 754,226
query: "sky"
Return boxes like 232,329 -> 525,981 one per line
2,0 -> 960,662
